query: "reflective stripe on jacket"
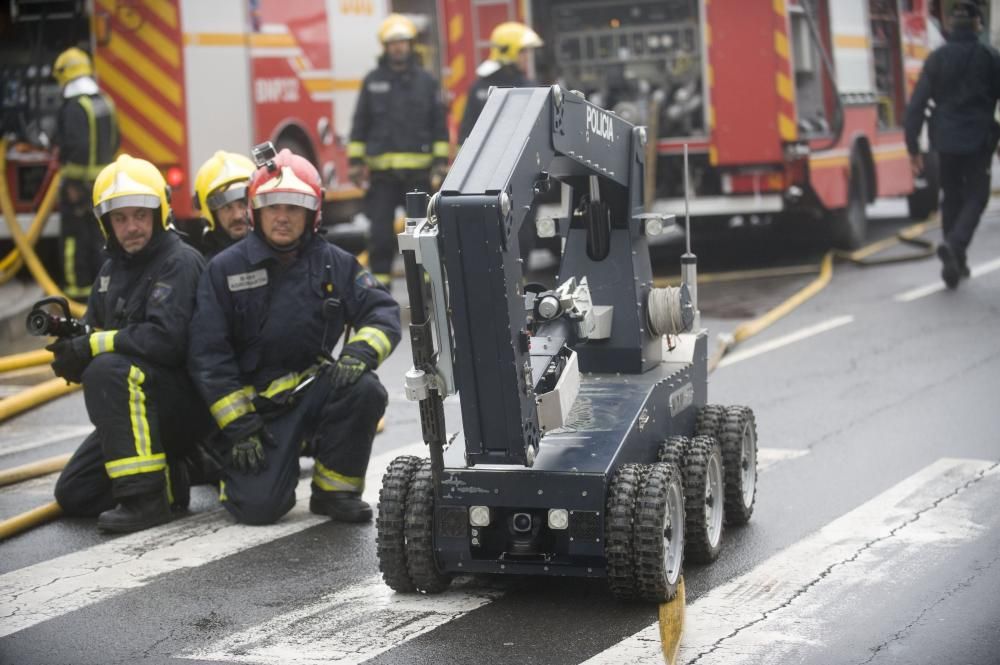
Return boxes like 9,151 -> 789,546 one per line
188,232 -> 401,440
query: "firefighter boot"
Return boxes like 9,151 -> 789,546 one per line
309,490 -> 373,523
97,488 -> 172,533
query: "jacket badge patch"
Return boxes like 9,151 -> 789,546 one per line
227,269 -> 269,292
98,276 -> 110,293
356,270 -> 379,289
149,281 -> 173,305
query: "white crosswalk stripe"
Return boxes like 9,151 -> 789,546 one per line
583,457 -> 999,664
0,441 -> 426,639
185,576 -> 502,664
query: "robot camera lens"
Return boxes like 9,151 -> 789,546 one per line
512,512 -> 533,533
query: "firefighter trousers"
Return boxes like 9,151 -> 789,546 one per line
939,149 -> 992,263
59,178 -> 105,299
366,169 -> 431,282
54,353 -> 212,516
218,371 -> 387,525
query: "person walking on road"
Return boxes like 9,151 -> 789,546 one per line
347,13 -> 449,286
52,47 -> 120,299
191,150 -> 255,258
905,0 -> 1000,289
457,21 -> 543,145
51,154 -> 211,533
188,147 -> 401,525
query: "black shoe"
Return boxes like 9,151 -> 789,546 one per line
959,261 -> 971,279
97,490 -> 172,533
937,243 -> 960,289
309,490 -> 373,523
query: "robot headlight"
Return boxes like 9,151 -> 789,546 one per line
469,505 -> 491,527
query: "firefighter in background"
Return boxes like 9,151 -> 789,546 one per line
52,47 -> 119,298
347,13 -> 449,286
188,148 -> 400,524
458,21 -> 543,144
905,0 -> 1000,289
51,155 -> 211,533
457,22 -> 543,264
192,151 -> 255,257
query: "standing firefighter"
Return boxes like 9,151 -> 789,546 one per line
458,21 -> 543,145
52,47 -> 119,298
51,155 -> 211,533
347,13 -> 449,285
192,150 -> 255,257
188,147 -> 401,524
905,0 -> 1000,289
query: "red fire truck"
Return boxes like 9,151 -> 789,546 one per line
1,0 -> 389,241
500,0 -> 946,248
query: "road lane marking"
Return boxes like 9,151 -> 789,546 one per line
716,316 -> 854,369
0,425 -> 93,458
581,457 -> 998,664
894,256 -> 1000,302
0,441 -> 427,639
184,576 -> 502,664
0,445 -> 803,641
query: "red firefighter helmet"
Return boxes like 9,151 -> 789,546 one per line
247,148 -> 323,231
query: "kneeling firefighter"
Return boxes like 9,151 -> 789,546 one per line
52,154 -> 213,533
187,147 -> 401,524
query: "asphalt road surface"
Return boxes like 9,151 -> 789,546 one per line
1,200 -> 998,665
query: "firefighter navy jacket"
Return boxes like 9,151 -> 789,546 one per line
83,230 -> 205,368
348,54 -> 449,169
188,231 -> 401,441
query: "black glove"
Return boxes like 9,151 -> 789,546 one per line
46,336 -> 92,384
230,429 -> 272,475
329,347 -> 373,391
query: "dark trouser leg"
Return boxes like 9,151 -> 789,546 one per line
54,430 -> 115,517
946,149 -> 992,261
216,400 -> 313,526
59,178 -> 104,299
310,372 -> 388,493
938,152 -> 963,245
82,354 -> 197,500
366,172 -> 403,283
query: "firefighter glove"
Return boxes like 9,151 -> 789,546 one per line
46,336 -> 92,384
348,162 -> 366,188
231,429 -> 272,475
430,162 -> 449,191
329,346 -> 372,391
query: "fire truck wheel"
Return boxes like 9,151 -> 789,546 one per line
404,459 -> 453,594
907,151 -> 940,221
830,159 -> 869,250
695,404 -> 726,439
605,463 -> 644,599
633,462 -> 685,602
657,435 -> 690,470
720,406 -> 758,525
683,436 -> 725,564
376,455 -> 422,592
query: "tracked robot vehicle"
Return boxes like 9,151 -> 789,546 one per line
376,85 -> 758,602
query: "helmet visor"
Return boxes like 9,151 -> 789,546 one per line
207,184 -> 248,211
94,193 -> 161,219
252,191 -> 320,211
